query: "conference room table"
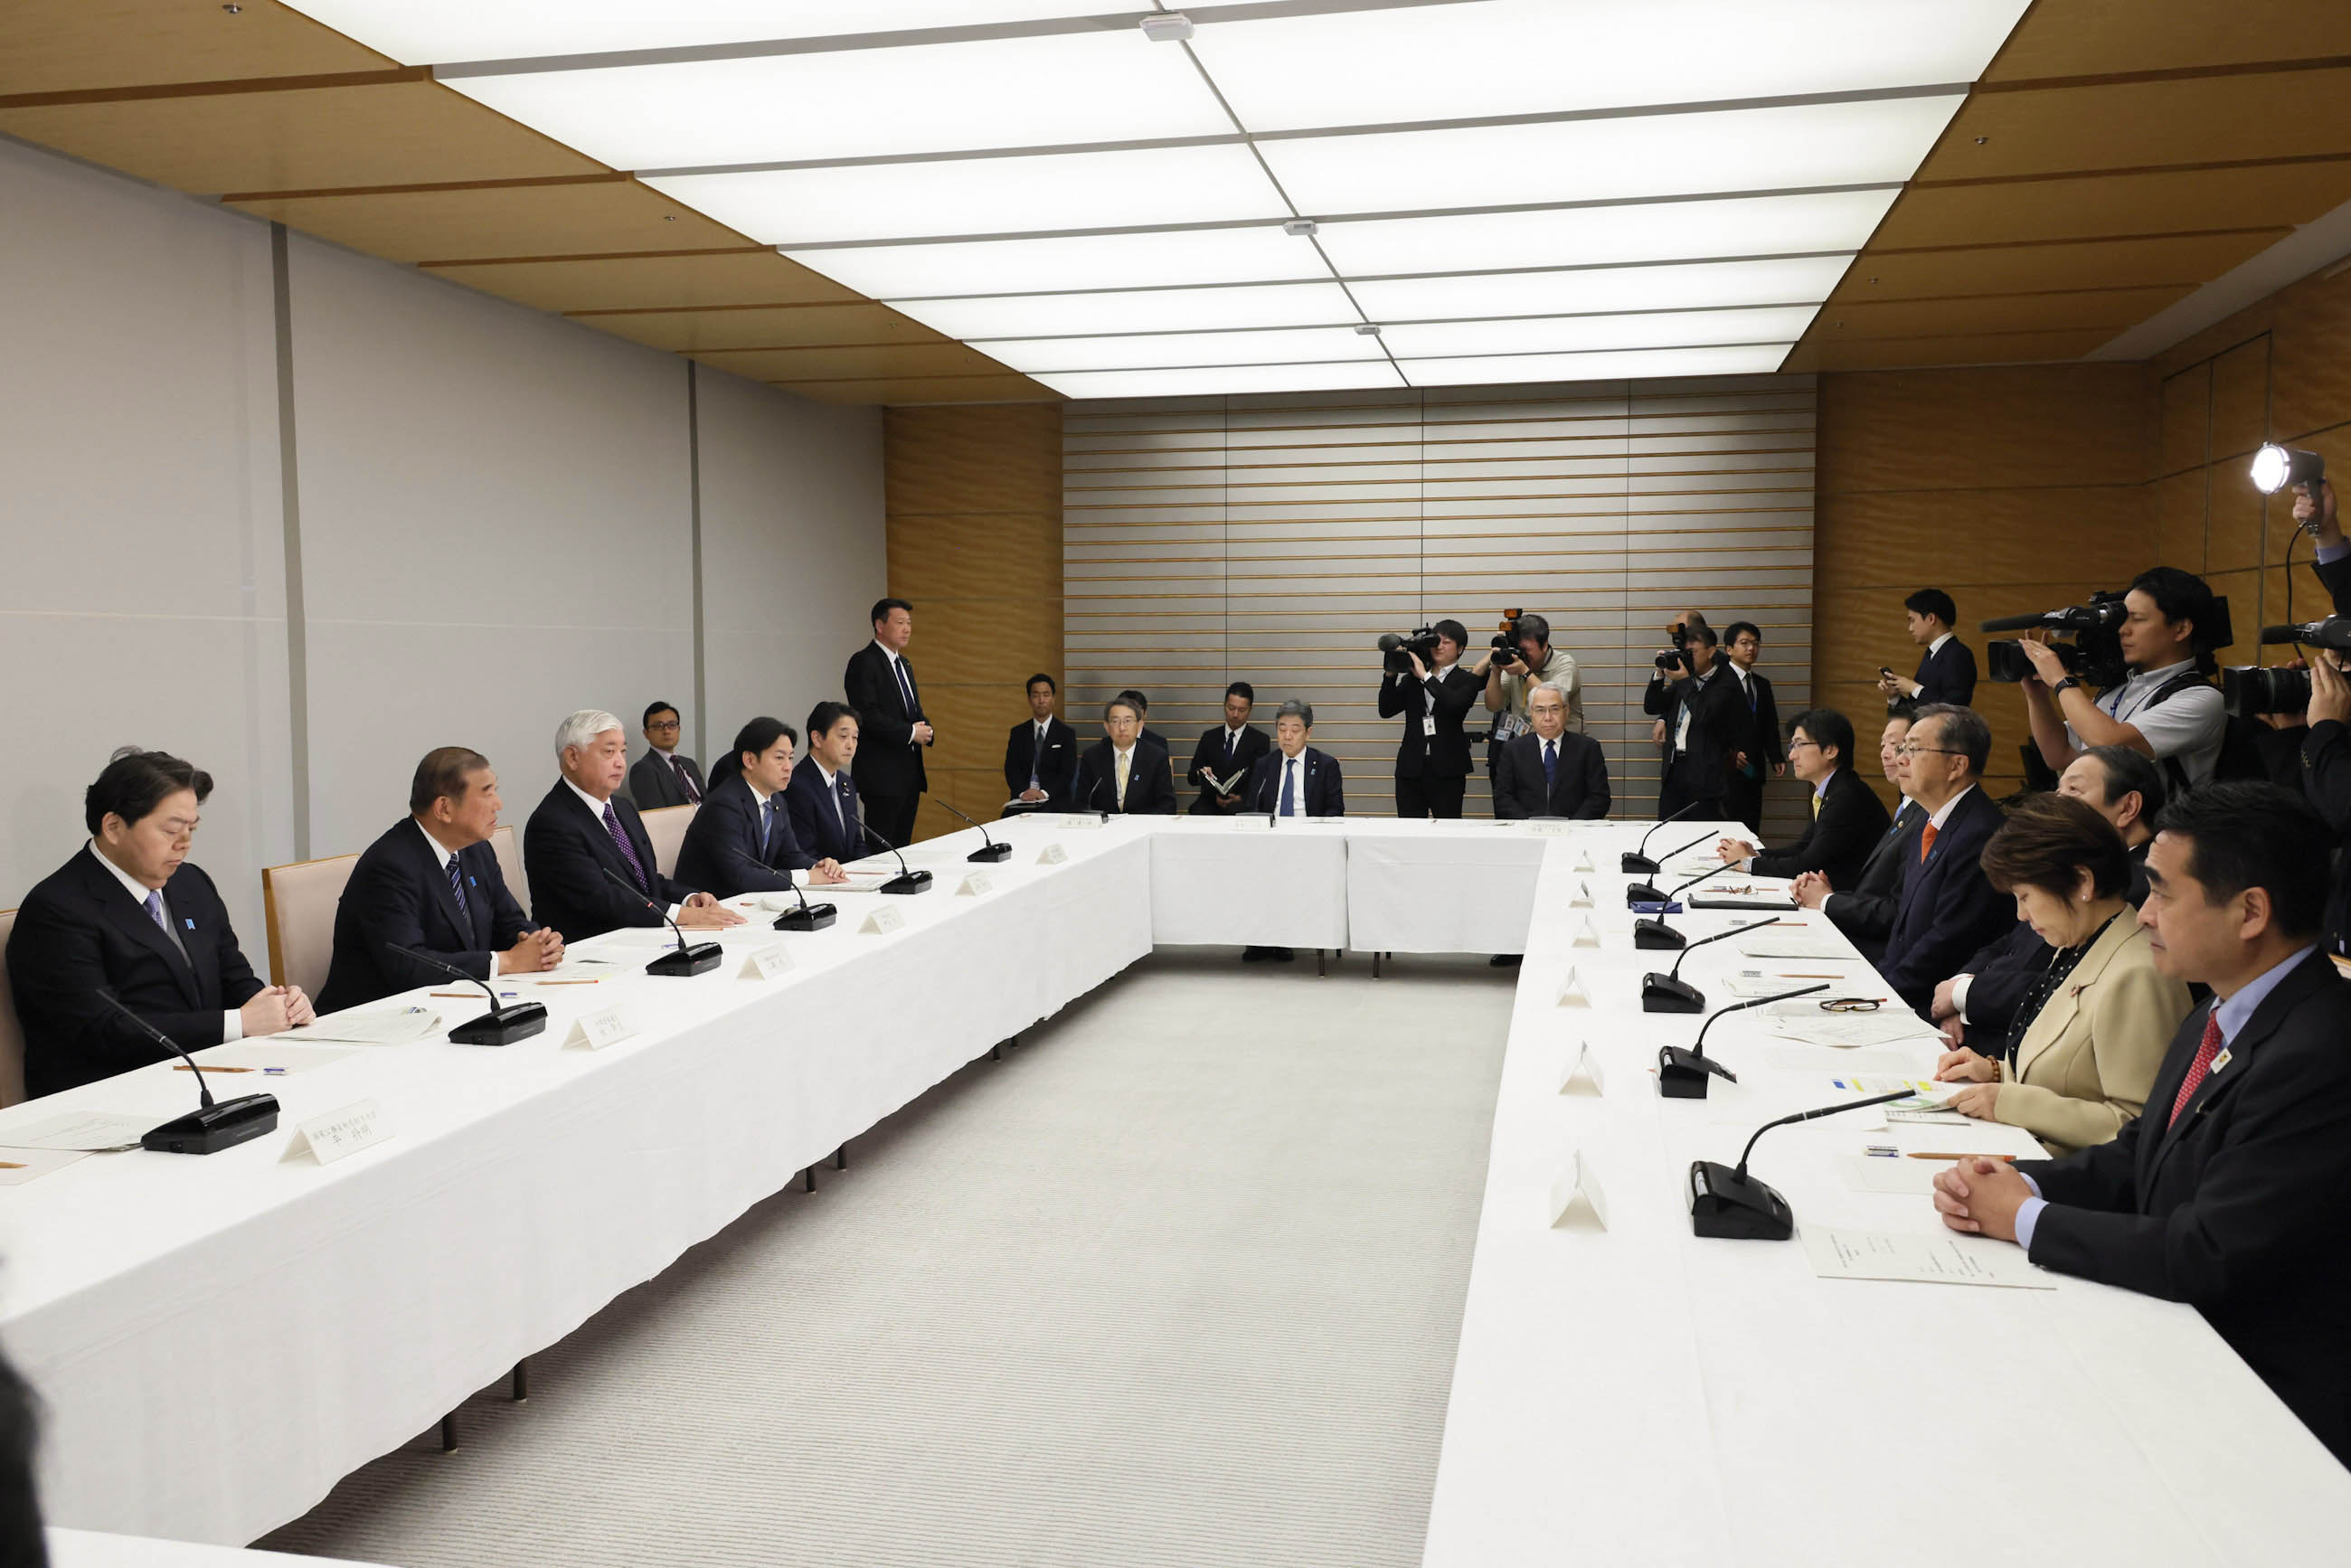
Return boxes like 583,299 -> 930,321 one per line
0,811 -> 2344,1558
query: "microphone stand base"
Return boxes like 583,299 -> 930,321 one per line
968,843 -> 1014,863
450,1003 -> 549,1046
1632,919 -> 1685,950
142,1093 -> 280,1154
774,905 -> 837,931
1657,1046 -> 1734,1099
1642,974 -> 1706,1014
1620,853 -> 1661,874
1688,1161 -> 1794,1240
1624,882 -> 1668,906
647,943 -> 725,977
879,870 -> 934,894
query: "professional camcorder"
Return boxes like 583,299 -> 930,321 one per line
1656,621 -> 1692,674
1488,608 -> 1527,669
1378,627 -> 1442,675
2219,617 -> 2351,718
1981,590 -> 2233,690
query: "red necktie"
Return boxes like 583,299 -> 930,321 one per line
2167,1009 -> 2225,1127
1918,821 -> 1939,864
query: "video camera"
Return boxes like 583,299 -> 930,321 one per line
1656,621 -> 1692,674
1377,628 -> 1441,676
1981,590 -> 2233,691
1487,608 -> 1527,670
2220,617 -> 2351,717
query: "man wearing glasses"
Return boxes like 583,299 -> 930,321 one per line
1878,704 -> 2013,1013
628,701 -> 705,809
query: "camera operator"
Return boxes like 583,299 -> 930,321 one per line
2020,566 -> 2228,794
1643,620 -> 1742,818
1380,619 -> 1481,818
1480,614 -> 1581,791
2299,649 -> 2351,956
2293,478 -> 2351,616
1648,610 -> 1710,751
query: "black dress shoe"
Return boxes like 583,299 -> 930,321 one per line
1270,946 -> 1296,963
1242,946 -> 1270,963
1489,953 -> 1523,968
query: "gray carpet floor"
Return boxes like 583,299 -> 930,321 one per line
259,950 -> 1513,1568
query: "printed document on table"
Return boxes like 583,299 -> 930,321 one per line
0,1110 -> 152,1153
283,1010 -> 445,1046
1800,1227 -> 2055,1289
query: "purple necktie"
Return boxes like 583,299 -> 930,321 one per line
602,801 -> 650,893
672,755 -> 701,803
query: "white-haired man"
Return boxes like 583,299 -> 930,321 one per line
523,709 -> 744,941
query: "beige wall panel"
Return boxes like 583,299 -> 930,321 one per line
426,250 -> 861,313
228,179 -> 745,261
1925,71 -> 2351,181
3,0 -> 391,94
1871,162 -> 2351,250
1985,0 -> 2351,80
580,303 -> 937,353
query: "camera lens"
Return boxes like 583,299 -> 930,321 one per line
2222,664 -> 2312,719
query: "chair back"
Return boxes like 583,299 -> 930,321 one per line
0,909 -> 22,1108
261,854 -> 359,998
640,804 -> 697,879
491,824 -> 528,918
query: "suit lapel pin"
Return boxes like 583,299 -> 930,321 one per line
2211,1047 -> 2233,1074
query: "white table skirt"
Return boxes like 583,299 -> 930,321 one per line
1147,817 -> 1349,948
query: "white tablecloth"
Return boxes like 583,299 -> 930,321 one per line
1341,820 -> 1558,954
1147,817 -> 1349,948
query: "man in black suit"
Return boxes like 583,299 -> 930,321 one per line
1715,707 -> 1889,892
1244,701 -> 1345,817
1933,782 -> 2351,1464
1643,621 -> 1743,820
788,702 -> 869,863
1877,704 -> 2013,1011
2293,478 -> 2351,615
1493,680 -> 1609,819
523,709 -> 744,943
1796,708 -> 1925,965
843,597 -> 930,849
1380,619 -> 1482,819
677,718 -> 850,897
1005,673 -> 1081,814
318,747 -> 562,1015
1073,696 -> 1178,815
8,751 -> 308,1098
627,701 -> 705,809
1718,620 -> 1783,834
1186,681 -> 1269,815
1876,588 -> 1977,710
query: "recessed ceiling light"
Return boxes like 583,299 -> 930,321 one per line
791,226 -> 1329,298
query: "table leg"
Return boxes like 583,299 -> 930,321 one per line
439,1413 -> 458,1452
511,1360 -> 528,1403
802,1167 -> 817,1194
835,1143 -> 847,1171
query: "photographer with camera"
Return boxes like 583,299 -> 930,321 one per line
2016,567 -> 2230,795
2292,478 -> 2351,616
1642,620 -> 1743,819
1377,619 -> 1480,818
1648,610 -> 1710,751
1480,611 -> 1581,735
2297,648 -> 2351,955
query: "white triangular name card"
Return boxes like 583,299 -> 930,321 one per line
1557,1038 -> 1606,1097
563,1004 -> 638,1049
1556,967 -> 1591,1008
1569,880 -> 1594,908
957,872 -> 994,897
1545,1149 -> 1610,1231
282,1099 -> 392,1166
1572,918 -> 1601,949
738,945 -> 792,981
1036,843 -> 1068,865
860,907 -> 906,935
1572,851 -> 1596,873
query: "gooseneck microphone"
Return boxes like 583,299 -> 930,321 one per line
1690,1088 -> 1916,1239
601,866 -> 726,975
1089,766 -> 1115,820
1656,983 -> 1827,1097
858,822 -> 934,894
1624,836 -> 1714,903
1640,916 -> 1783,1012
386,943 -> 550,1044
1622,801 -> 1701,874
96,988 -> 279,1153
771,873 -> 837,932
1631,862 -> 1735,942
935,798 -> 1015,863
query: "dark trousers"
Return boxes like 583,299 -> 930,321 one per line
858,786 -> 921,850
1723,770 -> 1764,835
1395,772 -> 1466,819
1658,757 -> 1723,824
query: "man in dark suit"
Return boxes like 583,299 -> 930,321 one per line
523,709 -> 744,943
1643,621 -> 1743,819
1244,701 -> 1345,817
843,597 -> 930,849
2293,478 -> 2351,615
1933,782 -> 2351,1463
626,701 -> 704,809
677,718 -> 850,897
1876,588 -> 1977,710
1715,707 -> 1889,892
1718,620 -> 1783,834
1073,696 -> 1179,815
1187,681 -> 1270,815
1797,708 -> 1923,964
1878,704 -> 2013,1011
318,747 -> 561,1015
1380,619 -> 1482,819
1005,673 -> 1081,814
788,702 -> 869,863
8,751 -> 307,1098
1493,680 -> 1609,819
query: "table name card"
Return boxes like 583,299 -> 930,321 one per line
1572,852 -> 1597,873
285,1099 -> 392,1167
1049,813 -> 1108,830
860,907 -> 907,936
1545,1150 -> 1610,1231
1035,843 -> 1068,865
1569,880 -> 1594,908
957,873 -> 994,897
1555,967 -> 1591,1008
739,945 -> 793,981
1228,815 -> 1273,832
1557,1038 -> 1605,1097
1524,820 -> 1582,836
563,1005 -> 638,1050
1572,918 -> 1601,949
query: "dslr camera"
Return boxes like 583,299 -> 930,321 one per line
2221,615 -> 2351,717
1655,621 -> 1692,674
1488,608 -> 1527,670
1377,627 -> 1441,675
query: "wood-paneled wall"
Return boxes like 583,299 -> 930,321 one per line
883,402 -> 1064,841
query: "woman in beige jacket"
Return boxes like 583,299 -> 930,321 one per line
1932,794 -> 2192,1156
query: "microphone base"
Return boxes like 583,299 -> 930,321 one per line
647,942 -> 725,978
880,870 -> 934,895
1642,974 -> 1706,1014
1620,852 -> 1661,874
1688,1161 -> 1794,1240
773,904 -> 837,931
142,1093 -> 279,1155
1624,882 -> 1668,906
450,1003 -> 549,1046
1657,1046 -> 1726,1099
968,843 -> 1014,863
1632,918 -> 1685,950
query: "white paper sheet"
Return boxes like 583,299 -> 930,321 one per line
1799,1226 -> 2055,1289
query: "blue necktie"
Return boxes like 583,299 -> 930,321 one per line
446,854 -> 468,915
1543,738 -> 1558,794
1279,758 -> 1298,817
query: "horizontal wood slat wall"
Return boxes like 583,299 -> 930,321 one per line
1064,378 -> 1818,839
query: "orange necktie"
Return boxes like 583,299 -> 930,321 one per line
1919,821 -> 1939,864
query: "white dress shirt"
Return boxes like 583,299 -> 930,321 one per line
88,841 -> 243,1043
563,777 -> 682,919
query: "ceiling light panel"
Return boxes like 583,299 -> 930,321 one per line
1316,189 -> 1900,278
1348,257 -> 1855,323
987,326 -> 1389,373
896,281 -> 1360,341
1190,0 -> 2031,131
791,227 -> 1329,300
285,2 -> 1117,66
446,32 -> 1231,169
1381,306 -> 1821,360
1401,345 -> 1796,388
1260,97 -> 1959,217
1040,363 -> 1410,401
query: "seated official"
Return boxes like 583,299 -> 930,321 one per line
1004,673 -> 1080,813
524,709 -> 744,942
8,750 -> 310,1098
1792,708 -> 1923,965
1244,701 -> 1345,817
1074,697 -> 1178,815
1188,681 -> 1270,816
1716,707 -> 1887,888
1876,704 -> 2013,1011
677,718 -> 849,897
1931,796 -> 2192,1155
1493,681 -> 1609,819
1117,688 -> 1172,761
318,747 -> 562,1014
1933,783 -> 2351,1463
628,700 -> 705,808
788,703 -> 868,863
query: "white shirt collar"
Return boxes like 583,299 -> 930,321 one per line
650,746 -> 675,760
1280,750 -> 1307,765
1926,782 -> 1977,832
1225,723 -> 1246,739
562,776 -> 615,817
2120,656 -> 2197,689
743,775 -> 775,806
86,841 -> 158,907
414,818 -> 466,867
1929,631 -> 1953,655
813,760 -> 840,788
1112,741 -> 1136,759
874,639 -> 902,666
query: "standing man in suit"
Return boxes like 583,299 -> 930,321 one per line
1715,707 -> 1889,892
627,701 -> 705,809
1877,704 -> 2013,1010
1005,674 -> 1081,814
1718,620 -> 1782,833
788,702 -> 868,864
1493,682 -> 1610,819
843,597 -> 931,849
1644,621 -> 1742,820
1245,701 -> 1345,818
677,718 -> 850,897
8,750 -> 308,1098
1073,696 -> 1178,815
524,710 -> 743,943
1186,681 -> 1269,815
1876,589 -> 1977,709
1382,619 -> 1482,819
1932,782 -> 2351,1463
318,747 -> 562,1014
